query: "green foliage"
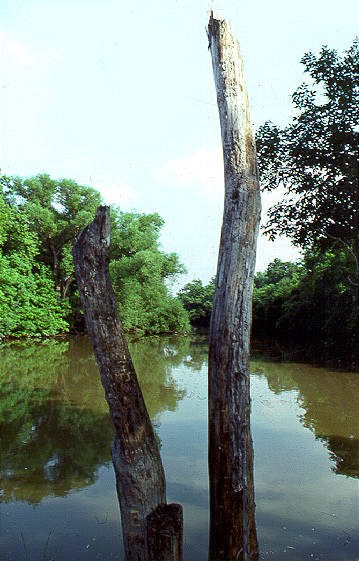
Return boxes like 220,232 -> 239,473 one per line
0,174 -> 190,336
254,259 -> 300,288
256,40 -> 358,254
178,277 -> 216,326
255,40 -> 358,365
253,259 -> 301,335
0,190 -> 68,338
279,250 -> 357,359
110,209 -> 190,333
1,173 -> 103,301
253,255 -> 358,365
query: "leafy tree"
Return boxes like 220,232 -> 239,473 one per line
1,174 -> 190,335
110,209 -> 189,333
278,249 -> 357,362
109,210 -> 190,333
256,39 -> 358,260
256,40 -> 359,362
178,277 -> 216,326
252,255 -> 358,365
252,259 -> 300,337
1,173 -> 102,300
254,258 -> 299,288
0,189 -> 68,338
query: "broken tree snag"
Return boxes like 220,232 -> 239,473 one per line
72,207 -> 182,561
146,503 -> 183,561
207,12 -> 261,561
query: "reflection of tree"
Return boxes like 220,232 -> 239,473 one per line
0,335 -> 189,504
152,333 -> 209,373
252,356 -> 359,478
0,339 -> 113,504
129,336 -> 187,420
323,435 -> 359,478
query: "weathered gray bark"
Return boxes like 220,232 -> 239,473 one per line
207,12 -> 261,561
72,207 -> 182,561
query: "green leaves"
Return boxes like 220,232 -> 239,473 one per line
255,40 -> 359,365
0,173 -> 190,337
110,210 -> 190,334
256,39 -> 359,253
0,191 -> 69,338
252,254 -> 358,365
178,278 -> 215,326
1,173 -> 103,297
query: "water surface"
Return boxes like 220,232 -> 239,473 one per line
0,335 -> 358,560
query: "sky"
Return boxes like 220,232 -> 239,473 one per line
1,0 -> 358,289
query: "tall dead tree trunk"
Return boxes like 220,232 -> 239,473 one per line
72,207 -> 182,561
207,12 -> 261,561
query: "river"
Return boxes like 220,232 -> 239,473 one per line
0,334 -> 358,560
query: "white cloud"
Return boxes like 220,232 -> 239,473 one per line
156,147 -> 224,194
156,147 -> 300,272
96,181 -> 137,208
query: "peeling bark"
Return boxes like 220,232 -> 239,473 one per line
72,207 -> 182,561
207,12 -> 261,561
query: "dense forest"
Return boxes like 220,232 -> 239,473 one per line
0,40 -> 357,366
179,253 -> 358,365
0,174 -> 189,338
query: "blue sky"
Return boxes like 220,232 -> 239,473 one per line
1,0 -> 358,288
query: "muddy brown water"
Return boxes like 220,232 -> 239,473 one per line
0,335 -> 358,560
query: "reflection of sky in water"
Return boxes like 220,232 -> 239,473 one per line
159,359 -> 359,561
1,337 -> 358,561
251,374 -> 358,560
2,466 -> 123,560
159,362 -> 209,560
